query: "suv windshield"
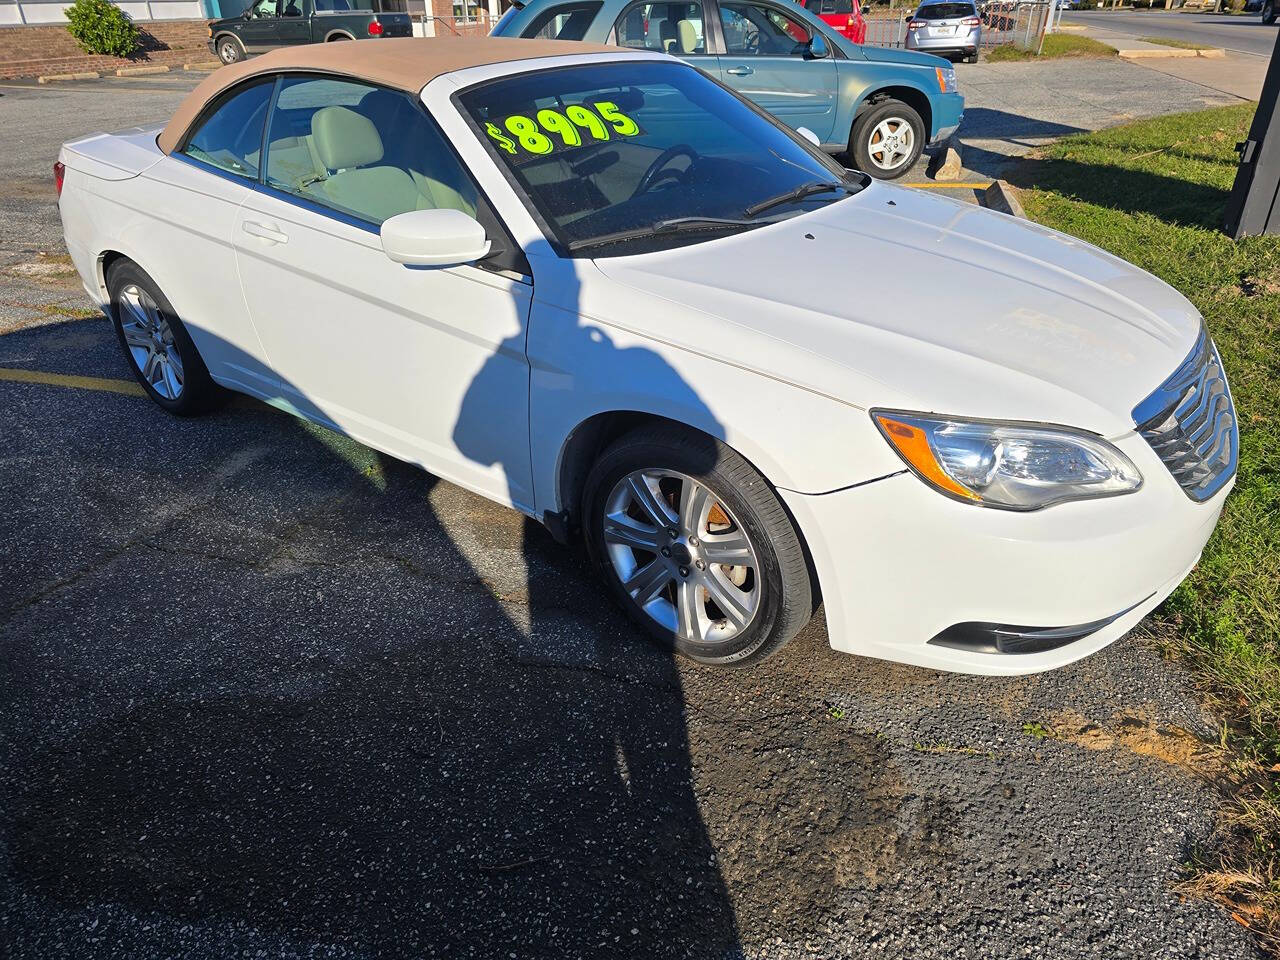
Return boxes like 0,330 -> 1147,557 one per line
457,61 -> 861,256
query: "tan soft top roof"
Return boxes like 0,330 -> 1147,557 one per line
157,36 -> 621,155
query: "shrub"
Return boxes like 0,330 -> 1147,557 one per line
64,0 -> 141,59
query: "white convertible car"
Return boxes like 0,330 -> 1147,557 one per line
56,37 -> 1236,673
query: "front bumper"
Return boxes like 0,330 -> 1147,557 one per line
930,91 -> 964,143
780,431 -> 1230,675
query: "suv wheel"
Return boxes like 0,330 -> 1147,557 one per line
216,36 -> 245,64
583,425 -> 813,667
850,99 -> 925,180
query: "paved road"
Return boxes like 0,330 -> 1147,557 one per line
0,72 -> 1264,960
1067,9 -> 1279,56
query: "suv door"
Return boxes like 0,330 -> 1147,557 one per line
232,75 -> 536,509
713,0 -> 838,143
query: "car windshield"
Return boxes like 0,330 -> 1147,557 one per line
916,3 -> 974,17
456,60 -> 861,256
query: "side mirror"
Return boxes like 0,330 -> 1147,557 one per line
807,31 -> 829,59
380,208 -> 491,267
796,126 -> 821,147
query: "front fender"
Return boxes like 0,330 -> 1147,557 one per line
525,259 -> 905,518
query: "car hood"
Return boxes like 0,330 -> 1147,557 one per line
591,182 -> 1202,437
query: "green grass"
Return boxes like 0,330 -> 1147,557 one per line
985,33 -> 1118,61
1139,35 -> 1213,49
1011,102 -> 1280,946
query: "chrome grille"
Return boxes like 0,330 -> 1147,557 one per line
1133,329 -> 1237,502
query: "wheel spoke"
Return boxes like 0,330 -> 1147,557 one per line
627,473 -> 675,528
121,324 -> 151,350
623,558 -> 673,606
160,359 -> 180,398
678,478 -> 713,535
120,292 -> 151,331
165,345 -> 185,383
603,513 -> 661,552
700,529 -> 754,567
676,579 -> 706,642
703,567 -> 753,628
141,348 -> 160,382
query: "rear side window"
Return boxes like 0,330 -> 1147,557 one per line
917,3 -> 975,18
520,2 -> 602,39
615,2 -> 706,54
180,78 -> 273,180
804,0 -> 853,13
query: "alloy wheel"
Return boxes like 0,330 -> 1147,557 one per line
118,284 -> 184,400
602,469 -> 760,645
867,117 -> 915,172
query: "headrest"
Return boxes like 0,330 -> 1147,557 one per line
311,105 -> 383,170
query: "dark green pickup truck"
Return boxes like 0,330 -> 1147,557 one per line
209,0 -> 414,64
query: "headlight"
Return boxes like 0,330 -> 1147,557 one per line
871,410 -> 1143,511
935,66 -> 958,94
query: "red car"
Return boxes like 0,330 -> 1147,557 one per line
801,0 -> 867,44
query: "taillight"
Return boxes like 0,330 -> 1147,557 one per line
54,160 -> 65,197
908,19 -> 925,28
961,16 -> 981,24
367,19 -> 383,35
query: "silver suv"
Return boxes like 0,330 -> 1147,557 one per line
905,1 -> 982,63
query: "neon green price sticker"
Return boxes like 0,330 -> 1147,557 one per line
485,101 -> 643,161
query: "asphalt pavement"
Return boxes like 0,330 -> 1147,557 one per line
0,67 -> 1265,960
1067,9 -> 1279,57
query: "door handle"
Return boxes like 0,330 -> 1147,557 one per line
242,220 -> 289,244
725,65 -> 753,76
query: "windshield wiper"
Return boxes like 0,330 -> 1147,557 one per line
743,180 -> 857,218
566,216 -> 761,253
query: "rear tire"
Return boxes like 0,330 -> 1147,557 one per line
583,424 -> 813,667
850,98 -> 925,180
107,260 -> 220,416
216,35 -> 245,64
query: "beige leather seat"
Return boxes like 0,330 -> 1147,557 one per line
676,19 -> 698,54
305,105 -> 475,224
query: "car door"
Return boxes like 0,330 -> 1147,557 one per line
152,76 -> 281,391
713,0 -> 839,143
233,75 -> 536,510
612,2 -> 717,76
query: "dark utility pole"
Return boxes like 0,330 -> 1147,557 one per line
1225,28 -> 1280,237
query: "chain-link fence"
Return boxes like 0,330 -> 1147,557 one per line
861,0 -> 1052,51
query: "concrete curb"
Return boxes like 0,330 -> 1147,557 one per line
115,64 -> 170,77
1117,47 -> 1198,59
1115,46 -> 1226,60
184,61 -> 221,71
980,180 -> 1026,219
37,72 -> 99,84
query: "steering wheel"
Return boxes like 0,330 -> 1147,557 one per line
743,30 -> 761,54
631,144 -> 698,199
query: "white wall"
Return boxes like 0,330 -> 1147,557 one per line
0,0 -> 204,24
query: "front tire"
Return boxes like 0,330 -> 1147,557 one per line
583,425 -> 813,667
216,36 -> 245,64
107,260 -> 219,416
850,98 -> 925,180
1265,1 -> 1276,24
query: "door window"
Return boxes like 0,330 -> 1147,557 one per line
519,2 -> 603,39
180,78 -> 274,180
247,0 -> 280,17
614,2 -> 705,55
262,75 -> 480,226
719,1 -> 812,56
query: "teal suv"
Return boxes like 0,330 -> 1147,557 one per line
491,0 -> 964,178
